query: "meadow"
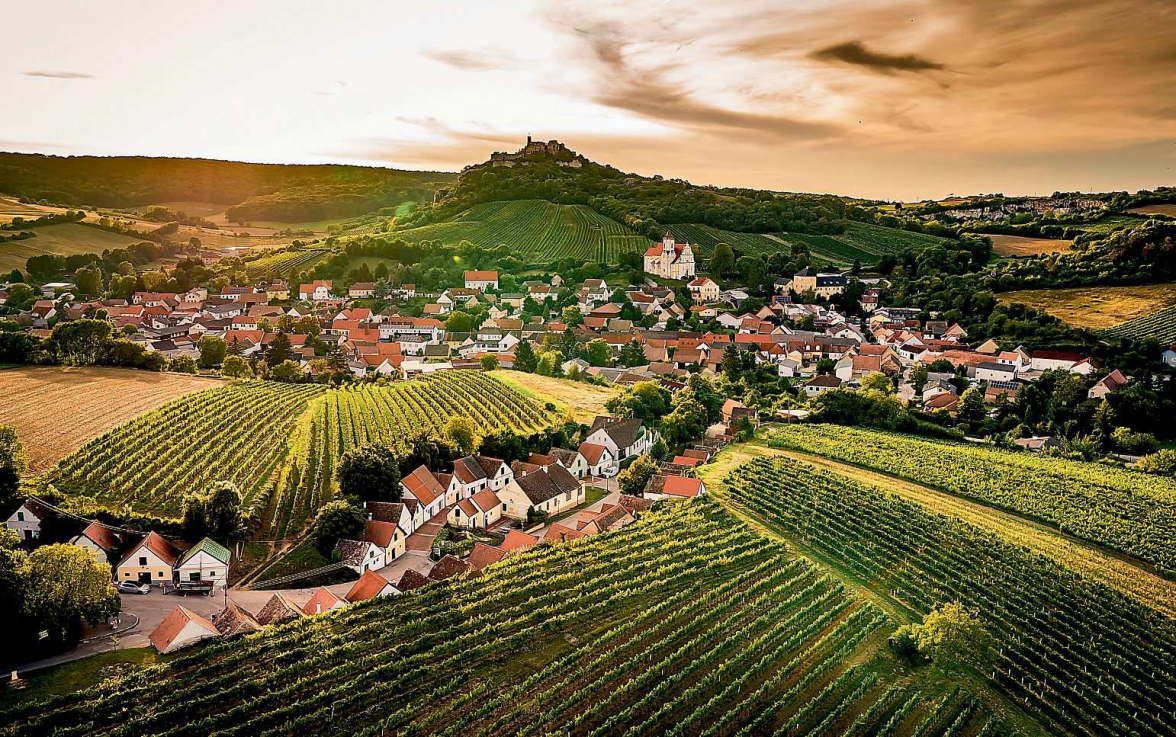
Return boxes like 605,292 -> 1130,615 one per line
0,223 -> 143,273
984,234 -> 1072,257
997,282 -> 1176,330
490,369 -> 620,423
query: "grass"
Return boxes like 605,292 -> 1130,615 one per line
982,233 -> 1072,257
545,486 -> 610,526
0,648 -> 163,711
997,282 -> 1176,330
0,223 -> 143,273
252,536 -> 356,589
1127,204 -> 1176,217
489,370 -> 621,424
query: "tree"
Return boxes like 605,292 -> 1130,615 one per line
314,500 -> 365,555
295,316 -> 321,336
815,357 -> 836,376
74,265 -> 103,297
649,437 -> 669,461
270,359 -> 304,382
398,432 -> 458,476
0,425 -> 27,476
910,364 -> 929,396
337,444 -> 402,503
710,242 -> 735,277
890,602 -> 985,667
617,454 -> 658,496
444,416 -> 481,457
265,331 -> 293,366
169,355 -> 198,374
958,386 -> 986,423
513,340 -> 538,373
446,311 -> 476,333
257,317 -> 272,334
182,481 -> 251,544
48,319 -> 111,366
480,354 -> 499,371
618,339 -> 646,367
560,306 -> 583,327
586,338 -> 612,367
660,398 -> 709,445
536,350 -> 563,377
607,381 -> 672,423
1137,449 -> 1176,476
221,354 -> 253,378
860,372 -> 893,395
22,544 -> 120,648
198,335 -> 227,369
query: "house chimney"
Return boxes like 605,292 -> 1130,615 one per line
316,601 -> 322,614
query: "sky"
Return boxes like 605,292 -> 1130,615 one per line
3,0 -> 1175,200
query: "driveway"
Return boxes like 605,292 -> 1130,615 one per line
406,507 -> 449,553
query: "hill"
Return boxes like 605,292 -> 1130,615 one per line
997,283 -> 1176,330
0,152 -> 455,223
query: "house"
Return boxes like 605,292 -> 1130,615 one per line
1013,436 -> 1062,453
366,500 -> 416,537
976,362 -> 1017,383
644,232 -> 696,280
585,416 -> 656,461
5,497 -> 48,542
578,441 -> 618,478
802,375 -> 842,397
396,568 -> 431,592
399,465 -> 448,519
499,464 -> 584,519
448,488 -> 504,529
348,282 -> 376,299
334,538 -> 386,575
70,520 -> 119,562
363,519 -> 407,563
117,532 -> 181,586
151,606 -> 219,654
299,280 -> 333,301
302,586 -> 347,616
544,523 -> 587,543
501,530 -> 539,552
647,475 -> 706,500
1163,346 -> 1176,368
687,277 -> 721,303
464,270 -> 500,291
549,448 -> 589,478
468,542 -> 508,571
256,593 -> 306,626
985,380 -> 1020,403
446,455 -> 514,503
174,537 -> 232,588
264,281 -> 290,301
212,602 -> 261,638
923,392 -> 960,415
429,554 -> 471,581
346,570 -> 398,602
791,268 -> 847,298
1088,369 -> 1127,400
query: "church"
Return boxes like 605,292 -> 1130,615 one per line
643,232 -> 696,280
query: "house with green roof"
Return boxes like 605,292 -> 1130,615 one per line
174,537 -> 232,588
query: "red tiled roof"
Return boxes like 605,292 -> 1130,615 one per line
119,531 -> 180,568
302,587 -> 344,616
401,465 -> 445,505
662,476 -> 703,498
362,519 -> 399,548
150,606 -> 216,652
468,543 -> 508,571
346,570 -> 392,602
501,530 -> 539,552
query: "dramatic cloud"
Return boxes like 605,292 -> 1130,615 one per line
21,70 -> 93,79
811,41 -> 944,74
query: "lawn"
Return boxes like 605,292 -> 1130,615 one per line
0,648 -> 163,711
490,370 -> 620,424
997,283 -> 1176,329
546,486 -> 609,526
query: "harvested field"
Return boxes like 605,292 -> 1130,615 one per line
0,366 -> 222,472
1127,204 -> 1176,217
985,233 -> 1072,257
997,282 -> 1176,329
0,223 -> 143,273
490,370 -> 620,424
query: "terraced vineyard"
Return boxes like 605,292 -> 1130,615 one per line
259,371 -> 560,538
241,248 -> 331,280
0,501 -> 1003,736
388,200 -> 650,264
720,454 -> 1176,736
667,220 -> 953,265
770,424 -> 1176,576
1100,304 -> 1176,343
47,382 -> 325,518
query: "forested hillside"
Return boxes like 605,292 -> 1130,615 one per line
0,153 -> 455,222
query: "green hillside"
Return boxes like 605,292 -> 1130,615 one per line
388,199 -> 652,264
0,223 -> 144,274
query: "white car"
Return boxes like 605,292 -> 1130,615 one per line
117,581 -> 150,595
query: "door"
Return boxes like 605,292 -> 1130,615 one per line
138,572 -> 152,584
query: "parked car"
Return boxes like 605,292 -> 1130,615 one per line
117,581 -> 150,595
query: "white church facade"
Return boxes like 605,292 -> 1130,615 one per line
643,232 -> 696,280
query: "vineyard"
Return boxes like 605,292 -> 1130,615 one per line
719,454 -> 1176,736
257,371 -> 560,539
0,501 -> 1004,736
47,382 -> 324,518
1100,304 -> 1176,343
769,424 -> 1176,577
662,223 -> 786,258
240,248 -> 331,280
387,199 -> 650,264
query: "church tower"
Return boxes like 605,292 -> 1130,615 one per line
662,231 -> 675,255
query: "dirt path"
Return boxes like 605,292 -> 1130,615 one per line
702,442 -> 1176,619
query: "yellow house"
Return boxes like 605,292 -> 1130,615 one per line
448,489 -> 505,529
117,531 -> 180,586
265,282 -> 290,301
363,520 -> 406,562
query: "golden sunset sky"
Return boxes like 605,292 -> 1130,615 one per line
4,0 -> 1175,200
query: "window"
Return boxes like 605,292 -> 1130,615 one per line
16,512 -> 23,522
124,572 -> 131,578
565,491 -> 572,501
189,572 -> 201,582
139,556 -> 147,566
157,571 -> 164,578
208,570 -> 218,577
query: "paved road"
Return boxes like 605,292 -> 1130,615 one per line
406,507 -> 449,552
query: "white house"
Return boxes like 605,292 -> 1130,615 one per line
578,442 -> 618,478
687,277 -> 721,303
70,520 -> 119,563
446,455 -> 514,504
399,465 -> 447,519
5,498 -> 47,542
498,465 -> 584,519
366,500 -> 416,537
643,232 -> 696,280
549,448 -> 589,478
647,475 -> 707,501
448,488 -> 505,530
334,538 -> 386,575
976,362 -> 1018,383
174,537 -> 232,588
150,606 -> 219,654
585,417 -> 656,461
299,280 -> 334,301
802,375 -> 842,397
345,570 -> 399,602
302,586 -> 347,616
464,270 -> 499,292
